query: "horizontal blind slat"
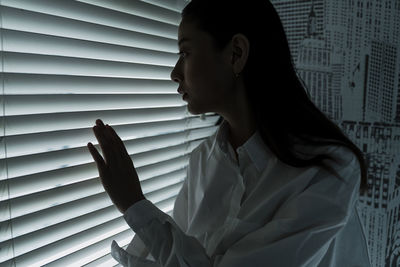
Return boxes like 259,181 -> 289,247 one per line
4,73 -> 178,95
82,251 -> 120,267
2,124 -> 213,179
77,0 -> 181,25
49,196 -> 177,267
5,94 -> 183,116
0,140 -> 201,210
52,232 -> 128,267
5,120 -> 216,158
1,152 -> 194,219
3,29 -> 178,66
1,194 -> 179,265
5,121 -> 191,157
3,52 -> 173,79
1,195 -> 116,243
4,106 -> 191,136
140,0 -> 186,13
1,6 -> 178,52
1,0 -> 179,37
2,132 -> 207,200
1,214 -> 129,265
1,173 -> 186,242
3,136 -> 194,179
0,1 -> 201,265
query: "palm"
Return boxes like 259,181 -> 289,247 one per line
87,119 -> 145,213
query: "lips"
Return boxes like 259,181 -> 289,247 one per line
177,87 -> 187,96
178,88 -> 188,100
177,88 -> 185,95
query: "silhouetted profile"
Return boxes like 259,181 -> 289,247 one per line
88,0 -> 372,266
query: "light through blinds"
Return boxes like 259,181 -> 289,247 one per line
0,0 -> 219,266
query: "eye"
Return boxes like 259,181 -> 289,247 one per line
176,51 -> 187,58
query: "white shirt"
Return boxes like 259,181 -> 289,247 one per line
111,119 -> 372,267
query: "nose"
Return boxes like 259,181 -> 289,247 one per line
170,60 -> 182,83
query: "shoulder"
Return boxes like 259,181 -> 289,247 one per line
313,144 -> 361,189
328,145 -> 358,165
319,144 -> 359,174
294,142 -> 358,166
293,142 -> 360,185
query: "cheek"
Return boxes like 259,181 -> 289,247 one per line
191,58 -> 223,85
183,59 -> 211,88
184,55 -> 231,98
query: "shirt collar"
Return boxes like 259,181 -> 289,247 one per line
207,119 -> 271,172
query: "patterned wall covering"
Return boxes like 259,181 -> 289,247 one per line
270,1 -> 400,266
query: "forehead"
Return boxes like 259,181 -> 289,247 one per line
177,18 -> 204,44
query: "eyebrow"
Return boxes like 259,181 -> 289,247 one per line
178,38 -> 191,46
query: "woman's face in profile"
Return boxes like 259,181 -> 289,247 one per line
170,18 -> 235,115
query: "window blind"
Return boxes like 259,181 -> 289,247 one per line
0,0 -> 219,266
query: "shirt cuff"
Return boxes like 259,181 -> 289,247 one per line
123,199 -> 168,233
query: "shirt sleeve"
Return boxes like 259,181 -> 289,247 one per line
110,156 -> 193,267
113,146 -> 361,267
172,174 -> 189,233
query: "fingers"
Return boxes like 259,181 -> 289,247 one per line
106,124 -> 130,156
104,124 -> 132,169
92,119 -> 128,166
93,120 -> 114,164
87,142 -> 105,168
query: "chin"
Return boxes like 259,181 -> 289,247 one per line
186,104 -> 207,115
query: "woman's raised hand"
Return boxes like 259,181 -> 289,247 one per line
87,119 -> 145,214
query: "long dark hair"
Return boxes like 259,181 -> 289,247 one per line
181,0 -> 368,194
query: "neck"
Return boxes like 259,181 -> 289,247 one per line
218,82 -> 257,150
227,120 -> 256,151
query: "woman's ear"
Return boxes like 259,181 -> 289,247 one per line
230,33 -> 250,74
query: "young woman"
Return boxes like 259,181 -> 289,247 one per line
88,0 -> 372,266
